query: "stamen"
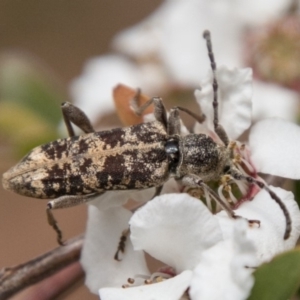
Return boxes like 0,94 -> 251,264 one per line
204,187 -> 213,211
228,188 -> 238,204
144,279 -> 152,284
123,272 -> 172,287
229,141 -> 237,150
121,274 -> 152,288
221,174 -> 231,185
128,278 -> 135,284
150,271 -> 173,281
240,158 -> 255,173
232,178 -> 248,194
238,143 -> 252,163
217,185 -> 228,203
154,276 -> 164,283
233,154 -> 242,164
236,163 -> 248,176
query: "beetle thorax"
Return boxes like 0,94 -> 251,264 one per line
176,134 -> 230,182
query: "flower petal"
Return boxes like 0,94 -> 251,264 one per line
130,193 -> 223,272
159,1 -> 242,86
252,81 -> 299,122
70,55 -> 140,123
70,55 -> 165,124
86,179 -> 180,211
99,270 -> 193,300
232,0 -> 290,26
217,186 -> 300,264
81,204 -> 149,293
249,118 -> 300,179
114,1 -> 243,86
129,179 -> 181,203
112,9 -> 162,59
89,191 -> 131,210
195,66 -> 252,140
189,221 -> 256,300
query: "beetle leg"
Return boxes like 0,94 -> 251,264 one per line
114,185 -> 163,260
47,193 -> 104,245
61,102 -> 95,137
168,105 -> 207,136
46,209 -> 64,245
230,170 -> 291,240
114,228 -> 130,261
130,90 -> 168,128
152,185 -> 163,199
181,174 -> 235,217
168,107 -> 181,136
180,174 -> 260,226
176,106 -> 206,125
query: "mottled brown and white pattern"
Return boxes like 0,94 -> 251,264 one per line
3,120 -> 170,199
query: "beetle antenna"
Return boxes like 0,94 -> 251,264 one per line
203,30 -> 218,132
203,30 -> 229,146
230,170 -> 291,239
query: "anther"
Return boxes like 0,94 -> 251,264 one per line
128,278 -> 135,284
248,219 -> 261,228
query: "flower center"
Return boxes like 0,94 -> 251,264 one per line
121,266 -> 176,288
186,142 -> 260,213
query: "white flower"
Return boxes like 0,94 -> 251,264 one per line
99,188 -> 299,300
113,0 -> 299,121
129,194 -> 256,299
195,67 -> 300,261
194,66 -> 253,140
100,193 -> 257,300
71,1 -> 299,125
195,65 -> 300,179
80,64 -> 300,299
189,223 -> 256,300
251,81 -> 300,122
217,187 -> 300,265
70,55 -> 168,124
249,119 -> 300,179
81,204 -> 149,293
100,270 -> 193,300
81,183 -> 180,293
113,0 -> 291,64
113,0 -> 242,85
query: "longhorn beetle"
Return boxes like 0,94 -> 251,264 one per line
2,31 -> 291,253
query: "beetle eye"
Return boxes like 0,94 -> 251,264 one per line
223,165 -> 231,173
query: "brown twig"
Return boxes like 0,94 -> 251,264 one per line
0,234 -> 84,300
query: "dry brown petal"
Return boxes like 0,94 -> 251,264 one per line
113,84 -> 153,126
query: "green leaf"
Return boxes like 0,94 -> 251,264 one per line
0,101 -> 58,157
247,248 -> 300,300
0,53 -> 66,126
0,54 -> 67,158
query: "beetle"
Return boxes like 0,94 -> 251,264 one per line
2,30 -> 291,249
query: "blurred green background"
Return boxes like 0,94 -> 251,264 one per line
0,1 -> 162,299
